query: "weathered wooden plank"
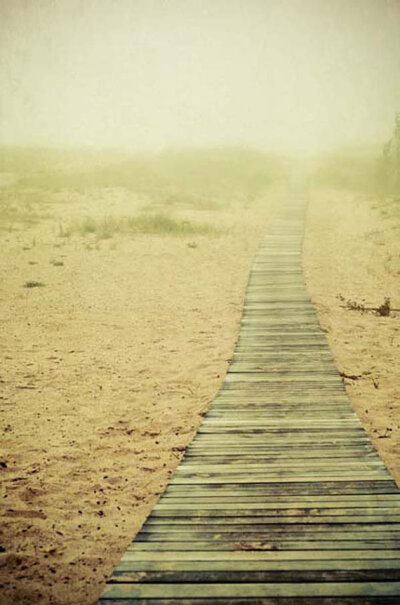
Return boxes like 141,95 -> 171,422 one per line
156,500 -> 400,510
188,440 -> 373,446
182,443 -> 373,451
191,432 -> 365,439
164,480 -> 399,495
192,434 -> 370,438
151,508 -> 400,519
200,419 -> 361,426
209,404 -> 352,409
140,523 -> 400,534
108,568 -> 400,584
196,426 -> 366,433
183,453 -> 377,460
206,402 -> 350,408
204,415 -> 356,420
187,443 -> 372,449
193,438 -> 371,445
230,357 -> 334,362
99,593 -> 400,603
170,477 -> 392,486
160,495 -> 400,505
190,432 -> 367,437
201,414 -> 359,420
153,513 -> 398,524
224,375 -> 345,383
137,530 -> 400,541
230,353 -> 334,358
110,560 -> 400,573
229,351 -> 333,357
130,540 -> 400,551
120,550 -> 400,561
201,418 -> 360,423
146,515 -> 400,525
175,465 -> 386,475
228,365 -> 338,371
215,392 -> 348,397
185,453 -> 377,460
230,349 -> 333,355
197,416 -> 359,422
183,455 -> 378,463
100,581 -> 400,599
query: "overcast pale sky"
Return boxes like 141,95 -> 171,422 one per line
1,0 -> 400,153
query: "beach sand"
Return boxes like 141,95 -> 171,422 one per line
304,187 -> 400,483
0,170 -> 279,604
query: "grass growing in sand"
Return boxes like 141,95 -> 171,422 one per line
59,212 -> 220,240
126,213 -> 218,236
0,187 -> 52,232
0,147 -> 286,238
23,280 -> 46,288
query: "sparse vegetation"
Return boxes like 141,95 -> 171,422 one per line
339,294 -> 396,317
345,298 -> 366,312
0,187 -> 52,231
79,217 -> 98,234
59,213 -> 218,239
0,147 -> 286,240
126,213 -> 218,236
23,281 -> 45,288
73,216 -> 123,239
377,297 -> 391,317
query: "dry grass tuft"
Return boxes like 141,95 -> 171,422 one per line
23,281 -> 45,288
59,213 -> 218,240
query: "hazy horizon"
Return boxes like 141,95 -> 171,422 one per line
1,0 -> 400,155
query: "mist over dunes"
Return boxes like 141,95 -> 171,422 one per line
1,0 -> 400,154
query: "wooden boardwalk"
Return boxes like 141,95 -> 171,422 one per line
99,193 -> 400,603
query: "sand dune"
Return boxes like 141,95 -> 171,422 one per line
304,187 -> 400,484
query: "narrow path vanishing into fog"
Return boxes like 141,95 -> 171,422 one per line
99,188 -> 400,603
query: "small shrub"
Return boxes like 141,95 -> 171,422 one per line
58,211 -> 218,241
377,297 -> 391,317
24,281 -> 45,288
346,299 -> 366,312
59,216 -> 123,239
126,213 -> 217,236
79,217 -> 97,234
343,296 -> 393,316
97,216 -> 122,239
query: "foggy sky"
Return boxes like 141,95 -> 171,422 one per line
1,0 -> 400,153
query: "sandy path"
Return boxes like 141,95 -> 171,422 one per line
0,188 -> 277,604
304,188 -> 400,484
